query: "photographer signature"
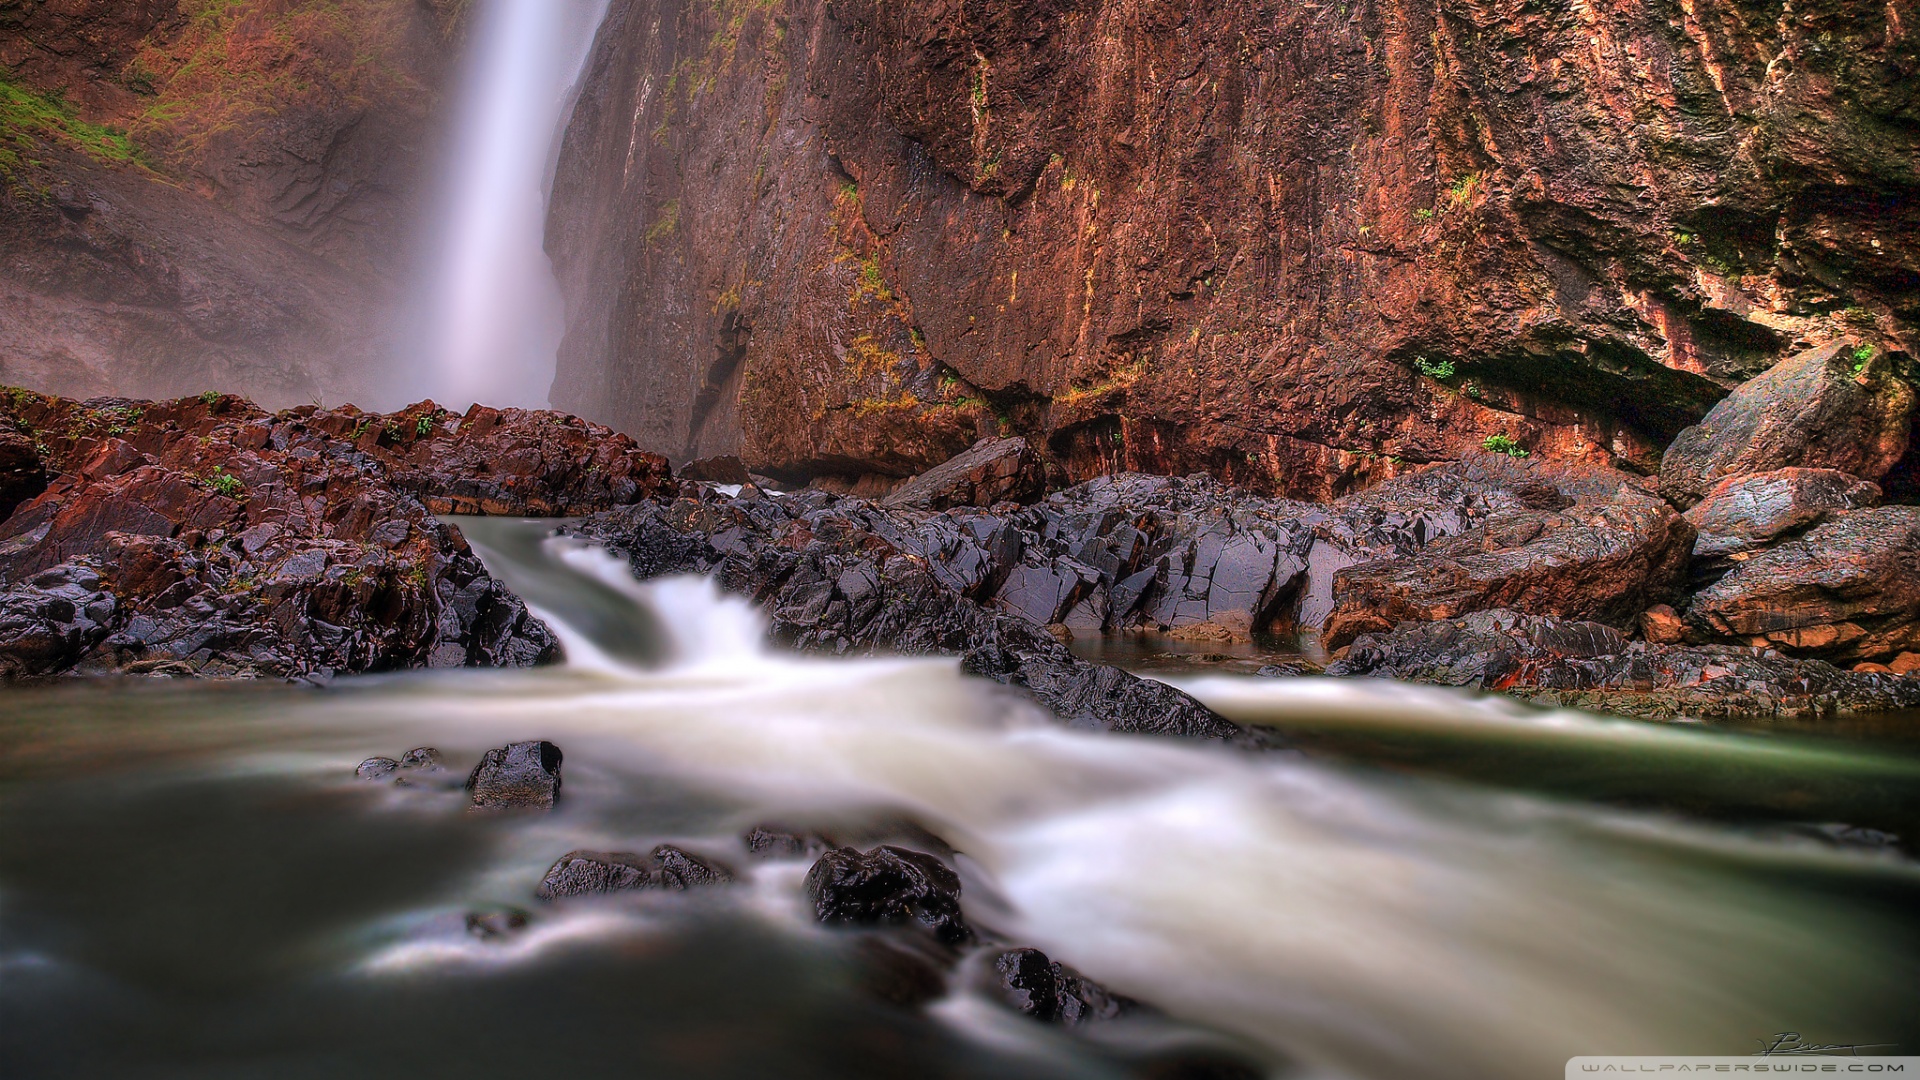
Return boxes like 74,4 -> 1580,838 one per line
1757,1033 -> 1899,1057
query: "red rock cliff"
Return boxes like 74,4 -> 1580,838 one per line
548,0 -> 1918,499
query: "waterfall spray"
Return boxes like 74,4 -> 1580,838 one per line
402,0 -> 609,412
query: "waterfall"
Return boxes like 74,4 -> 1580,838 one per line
397,0 -> 610,412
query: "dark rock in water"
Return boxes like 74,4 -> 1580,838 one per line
804,846 -> 974,948
356,747 -> 448,785
464,909 -> 530,940
1686,505 -> 1920,664
851,936 -> 952,1007
0,562 -> 116,681
1789,823 -> 1905,854
467,741 -> 564,811
1330,609 -> 1920,720
985,946 -> 1139,1027
1253,660 -> 1323,678
536,845 -> 735,900
744,826 -> 836,861
882,436 -> 1044,512
1323,489 -> 1694,649
1685,468 -> 1880,572
1660,343 -> 1915,508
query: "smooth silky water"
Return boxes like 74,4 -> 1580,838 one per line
2,520 -> 1917,1079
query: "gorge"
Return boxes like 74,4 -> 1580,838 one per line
2,2 -> 1919,1078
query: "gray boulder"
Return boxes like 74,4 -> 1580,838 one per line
466,741 -> 564,811
1684,468 -> 1880,570
882,436 -> 1044,511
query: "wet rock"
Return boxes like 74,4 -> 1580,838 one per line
1330,609 -> 1920,720
466,741 -> 564,811
464,909 -> 531,940
882,436 -> 1044,512
355,747 -> 447,785
743,825 -> 836,860
1660,344 -> 1915,508
0,426 -> 48,521
804,846 -> 974,948
0,390 -> 652,680
0,562 -> 116,680
1684,468 -> 1881,571
1323,490 -> 1694,649
851,936 -> 952,1007
1687,506 -> 1920,663
536,845 -> 736,900
986,947 -> 1139,1027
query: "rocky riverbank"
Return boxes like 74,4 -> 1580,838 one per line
5,384 -> 1920,723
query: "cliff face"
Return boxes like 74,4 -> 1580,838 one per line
0,0 -> 464,406
549,0 -> 1918,499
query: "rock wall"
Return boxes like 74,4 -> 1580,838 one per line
0,0 -> 465,407
549,0 -> 1919,499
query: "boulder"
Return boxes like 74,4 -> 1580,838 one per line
1684,468 -> 1880,569
0,426 -> 48,521
1660,343 -> 1914,508
882,436 -> 1044,512
803,846 -> 974,948
680,456 -> 751,485
0,562 -> 116,680
1686,506 -> 1920,663
986,947 -> 1139,1027
536,845 -> 735,899
1322,492 -> 1694,649
1328,609 -> 1920,719
466,741 -> 564,811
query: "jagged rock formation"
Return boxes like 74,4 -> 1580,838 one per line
0,390 -> 675,679
0,1 -> 463,406
549,0 -> 1918,499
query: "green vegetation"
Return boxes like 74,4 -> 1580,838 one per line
415,414 -> 434,438
1413,356 -> 1456,381
206,466 -> 245,498
1850,344 -> 1875,378
1445,173 -> 1480,209
645,199 -> 681,246
1482,434 -> 1529,458
199,390 -> 222,406
1413,207 -> 1436,222
1,72 -> 140,175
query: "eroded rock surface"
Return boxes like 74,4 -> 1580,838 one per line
882,436 -> 1044,512
536,845 -> 735,899
1686,506 -> 1920,663
467,741 -> 564,812
804,846 -> 975,948
1330,610 -> 1920,720
0,391 -> 673,680
1684,468 -> 1881,571
1660,345 -> 1914,508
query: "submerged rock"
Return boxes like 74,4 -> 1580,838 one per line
467,741 -> 565,811
743,826 -> 837,861
355,747 -> 449,785
1660,343 -> 1914,508
536,845 -> 736,899
804,846 -> 974,948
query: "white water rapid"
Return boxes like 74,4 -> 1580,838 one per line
295,520 -> 1905,1080
398,0 -> 609,412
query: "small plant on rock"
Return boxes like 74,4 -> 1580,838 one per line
207,466 -> 244,498
199,390 -> 221,406
1412,356 -> 1456,381
1482,434 -> 1529,458
1850,344 -> 1876,378
415,414 -> 434,438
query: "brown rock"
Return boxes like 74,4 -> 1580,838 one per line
1324,492 -> 1695,649
536,845 -> 735,900
1892,653 -> 1920,675
1684,468 -> 1881,566
1687,506 -> 1920,663
1660,345 -> 1915,508
1640,605 -> 1686,645
882,436 -> 1044,512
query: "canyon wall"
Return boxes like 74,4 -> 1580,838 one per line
549,0 -> 1918,498
0,0 -> 464,407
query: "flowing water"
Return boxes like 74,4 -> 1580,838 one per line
1,520 -> 1916,1079
395,0 -> 610,412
